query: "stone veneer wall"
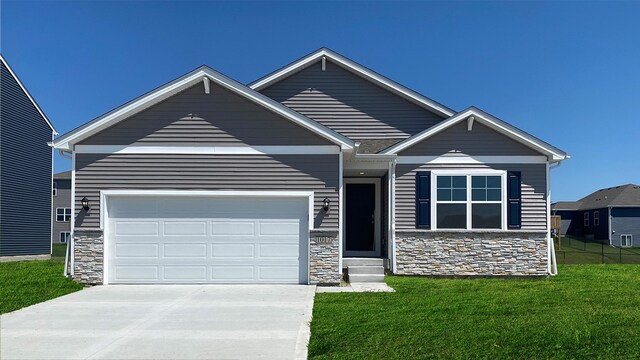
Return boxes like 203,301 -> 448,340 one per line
309,229 -> 340,285
73,228 -> 104,285
395,230 -> 548,276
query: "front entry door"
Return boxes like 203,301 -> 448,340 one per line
344,180 -> 379,257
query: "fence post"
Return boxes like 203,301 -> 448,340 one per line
602,242 -> 605,264
620,247 -> 623,264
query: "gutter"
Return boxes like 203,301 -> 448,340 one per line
547,160 -> 563,276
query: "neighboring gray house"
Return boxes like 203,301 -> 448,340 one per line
51,48 -> 568,285
52,171 -> 72,244
552,184 -> 640,247
0,55 -> 57,259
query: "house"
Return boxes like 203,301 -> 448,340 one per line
52,171 -> 72,244
552,184 -> 640,247
0,55 -> 57,259
51,48 -> 568,285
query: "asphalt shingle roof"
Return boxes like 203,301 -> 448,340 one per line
553,184 -> 640,211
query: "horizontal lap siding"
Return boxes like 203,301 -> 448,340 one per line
260,60 -> 445,139
80,82 -> 331,146
395,164 -> 547,230
0,62 -> 53,256
400,122 -> 541,156
75,154 -> 339,229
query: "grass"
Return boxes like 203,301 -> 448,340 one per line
309,265 -> 640,359
555,236 -> 640,264
0,243 -> 83,315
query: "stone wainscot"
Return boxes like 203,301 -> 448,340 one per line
309,229 -> 341,285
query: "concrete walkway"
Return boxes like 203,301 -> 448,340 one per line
1,285 -> 316,360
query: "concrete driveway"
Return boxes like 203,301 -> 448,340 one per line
0,285 -> 316,360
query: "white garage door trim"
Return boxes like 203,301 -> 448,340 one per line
100,190 -> 314,285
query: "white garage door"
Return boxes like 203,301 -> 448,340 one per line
106,196 -> 309,284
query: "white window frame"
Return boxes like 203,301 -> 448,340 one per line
584,212 -> 589,227
56,207 -> 71,222
431,170 -> 507,231
593,211 -> 599,226
53,181 -> 57,196
59,231 -> 70,243
621,234 -> 632,248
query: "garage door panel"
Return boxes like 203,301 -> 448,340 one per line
163,243 -> 207,258
107,196 -> 308,284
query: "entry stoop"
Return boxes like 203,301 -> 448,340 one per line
343,258 -> 385,283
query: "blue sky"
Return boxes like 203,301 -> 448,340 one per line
2,1 -> 639,201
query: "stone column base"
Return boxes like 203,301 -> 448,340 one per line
73,228 -> 104,285
309,229 -> 340,285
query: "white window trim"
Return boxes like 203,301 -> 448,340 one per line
430,169 -> 507,231
53,181 -> 57,196
584,212 -> 589,227
621,234 -> 633,248
56,207 -> 71,222
593,211 -> 600,226
59,231 -> 70,243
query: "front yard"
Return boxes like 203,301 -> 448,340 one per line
309,265 -> 640,359
0,244 -> 83,314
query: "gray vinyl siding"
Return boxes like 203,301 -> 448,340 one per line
611,207 -> 640,247
74,153 -> 339,230
52,179 -> 71,243
80,82 -> 332,146
395,163 -> 547,230
399,122 -> 541,156
0,62 -> 53,256
260,59 -> 445,140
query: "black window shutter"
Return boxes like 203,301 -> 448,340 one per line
416,171 -> 431,228
507,171 -> 522,229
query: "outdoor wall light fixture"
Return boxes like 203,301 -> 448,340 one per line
323,198 -> 331,211
81,197 -> 90,211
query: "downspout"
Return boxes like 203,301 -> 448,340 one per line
547,160 -> 562,276
58,149 -> 73,277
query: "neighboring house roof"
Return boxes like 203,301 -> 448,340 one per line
249,47 -> 455,118
551,201 -> 582,211
382,106 -> 569,161
53,170 -> 72,180
0,54 -> 57,134
52,65 -> 355,151
357,138 -> 405,154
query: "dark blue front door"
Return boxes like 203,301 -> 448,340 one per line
345,183 -> 376,254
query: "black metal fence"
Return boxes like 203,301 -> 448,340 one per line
554,236 -> 640,264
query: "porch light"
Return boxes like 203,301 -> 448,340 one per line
323,198 -> 331,211
81,197 -> 90,211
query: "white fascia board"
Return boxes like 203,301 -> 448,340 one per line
74,145 -> 340,155
52,66 -> 354,151
249,48 -> 455,118
0,55 -> 57,134
397,155 -> 548,164
383,107 -> 569,160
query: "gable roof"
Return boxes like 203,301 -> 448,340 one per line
382,106 -> 569,161
551,201 -> 582,211
52,65 -> 355,151
0,55 -> 57,134
249,47 -> 455,118
577,184 -> 640,210
54,170 -> 72,180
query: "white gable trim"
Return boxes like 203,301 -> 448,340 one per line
383,107 -> 569,161
52,66 -> 354,151
249,48 -> 455,118
1,55 -> 57,134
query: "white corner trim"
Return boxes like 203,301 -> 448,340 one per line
338,151 -> 344,273
74,145 -> 341,155
0,55 -> 57,134
52,66 -> 354,151
383,107 -> 568,160
249,48 -> 455,118
397,155 -> 548,164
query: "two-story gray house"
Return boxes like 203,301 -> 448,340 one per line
52,171 -> 72,244
1,55 -> 57,259
52,48 -> 568,285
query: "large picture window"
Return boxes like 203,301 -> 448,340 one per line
434,173 -> 505,230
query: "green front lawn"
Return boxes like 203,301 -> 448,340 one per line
309,265 -> 640,359
0,246 -> 83,314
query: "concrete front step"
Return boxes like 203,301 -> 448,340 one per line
348,274 -> 385,283
347,265 -> 385,275
342,258 -> 384,267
